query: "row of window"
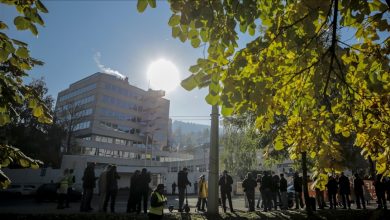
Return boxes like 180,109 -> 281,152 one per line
105,83 -> 143,101
59,84 -> 97,102
99,108 -> 142,122
81,147 -> 180,162
99,121 -> 141,135
169,165 -> 207,173
73,121 -> 91,131
101,95 -> 143,112
58,108 -> 93,122
94,135 -> 142,146
57,95 -> 95,112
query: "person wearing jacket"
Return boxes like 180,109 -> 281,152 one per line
57,169 -> 70,209
326,175 -> 338,209
103,165 -> 120,213
338,172 -> 351,209
138,168 -> 152,214
177,167 -> 191,212
127,170 -> 140,213
80,163 -> 97,212
242,172 -> 257,212
279,173 -> 288,210
353,173 -> 366,209
196,175 -> 208,212
98,165 -> 111,212
148,184 -> 167,220
218,170 -> 234,213
293,172 -> 304,209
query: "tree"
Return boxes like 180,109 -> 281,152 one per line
139,0 -> 389,213
0,0 -> 52,188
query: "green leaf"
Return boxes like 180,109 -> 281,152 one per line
0,49 -> 9,62
248,24 -> 255,36
221,105 -> 234,116
137,0 -> 148,13
172,26 -> 180,38
14,16 -> 30,30
36,0 -> 49,13
341,130 -> 351,137
15,47 -> 29,59
205,93 -> 219,105
0,21 -> 8,29
274,137 -> 284,150
147,0 -> 156,8
191,37 -> 201,48
29,23 -> 38,36
168,15 -> 180,26
181,75 -> 198,91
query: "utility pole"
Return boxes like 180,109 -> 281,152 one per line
207,105 -> 219,214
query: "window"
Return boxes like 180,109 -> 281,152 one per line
73,121 -> 91,131
59,84 -> 96,102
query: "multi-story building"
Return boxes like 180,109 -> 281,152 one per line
55,72 -> 192,188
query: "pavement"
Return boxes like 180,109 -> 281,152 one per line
0,190 -> 379,214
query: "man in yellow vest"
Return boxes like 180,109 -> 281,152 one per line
148,184 -> 167,220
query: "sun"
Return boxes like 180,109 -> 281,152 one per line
147,59 -> 180,93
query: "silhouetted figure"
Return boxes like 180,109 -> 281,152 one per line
293,172 -> 304,209
256,174 -> 262,209
326,175 -> 338,209
171,182 -> 177,195
271,172 -> 281,210
177,167 -> 191,212
353,173 -> 366,209
127,170 -> 140,213
218,170 -> 234,213
242,172 -> 257,212
261,171 -> 273,211
103,165 -> 120,213
280,173 -> 288,210
196,175 -> 208,212
80,163 -> 97,212
138,168 -> 151,214
374,174 -> 387,209
338,172 -> 351,209
194,181 -> 198,194
148,184 -> 167,220
99,165 -> 111,212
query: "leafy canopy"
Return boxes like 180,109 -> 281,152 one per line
139,0 -> 390,178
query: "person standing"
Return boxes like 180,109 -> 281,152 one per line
242,172 -> 257,212
353,173 -> 366,209
218,170 -> 234,213
57,169 -> 69,209
374,174 -> 387,209
65,169 -> 75,208
177,167 -> 191,212
339,172 -> 351,209
194,181 -> 198,195
98,165 -> 111,212
256,174 -> 262,209
138,168 -> 151,214
261,171 -> 273,211
326,175 -> 338,209
80,163 -> 97,212
293,172 -> 304,209
148,184 -> 167,220
279,173 -> 288,210
103,165 -> 120,213
127,170 -> 140,213
271,172 -> 281,210
171,182 -> 177,195
196,175 -> 208,212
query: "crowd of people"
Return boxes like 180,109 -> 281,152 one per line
57,163 -> 390,219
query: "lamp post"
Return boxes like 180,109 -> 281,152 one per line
207,105 -> 219,214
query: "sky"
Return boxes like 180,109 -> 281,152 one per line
0,0 -> 213,125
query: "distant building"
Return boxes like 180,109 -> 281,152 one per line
54,72 -> 191,189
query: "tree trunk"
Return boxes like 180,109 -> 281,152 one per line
301,151 -> 312,214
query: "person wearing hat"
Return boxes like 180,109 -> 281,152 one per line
196,175 -> 208,212
177,167 -> 191,212
218,170 -> 234,212
148,184 -> 167,220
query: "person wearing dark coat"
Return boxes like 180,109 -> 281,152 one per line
80,163 -> 97,212
103,165 -> 120,213
261,171 -> 273,211
326,175 -> 338,209
293,172 -> 304,209
353,173 -> 366,209
177,167 -> 191,212
218,170 -> 234,213
271,172 -> 281,210
279,173 -> 288,210
127,170 -> 140,213
256,174 -> 262,209
374,174 -> 387,209
137,168 -> 151,214
242,172 -> 257,212
171,182 -> 177,195
338,172 -> 351,209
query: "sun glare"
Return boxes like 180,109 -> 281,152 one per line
147,59 -> 180,93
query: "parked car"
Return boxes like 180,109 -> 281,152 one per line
0,184 -> 37,197
35,183 -> 82,202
